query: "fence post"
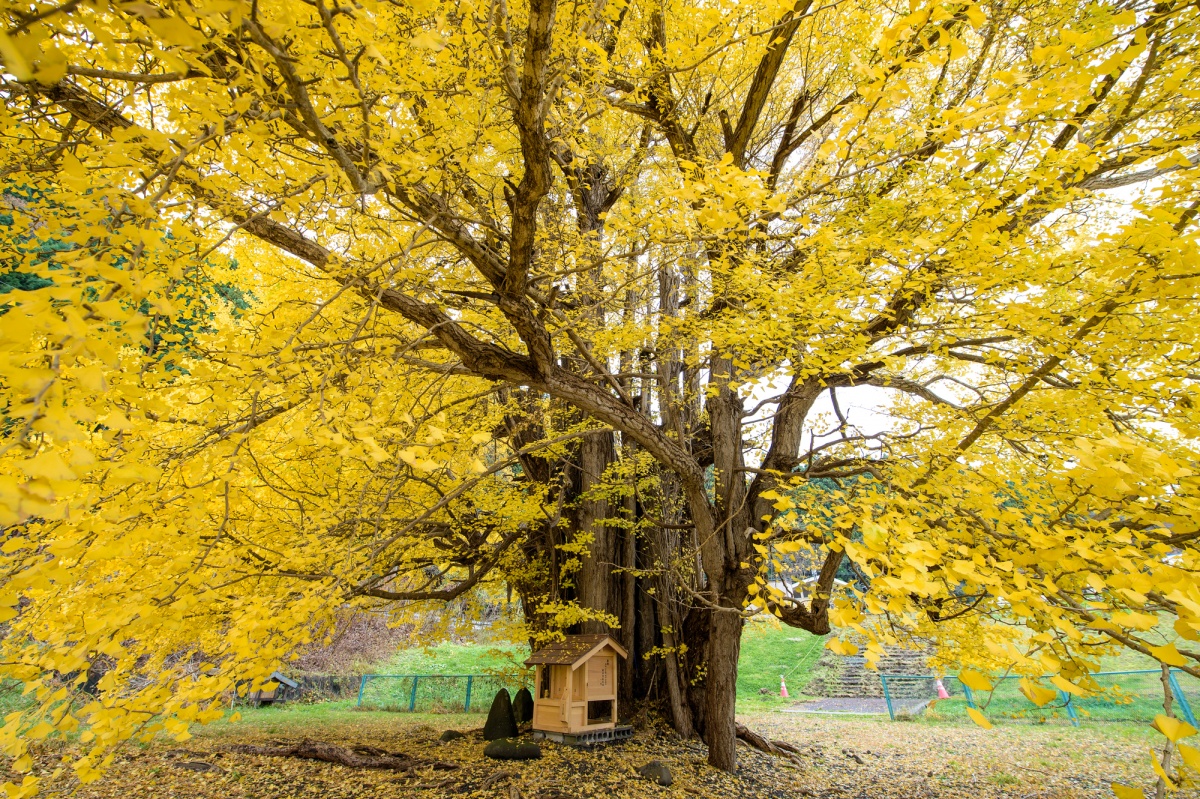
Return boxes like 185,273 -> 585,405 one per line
881,675 -> 895,721
1169,670 -> 1198,727
356,675 -> 369,707
963,684 -> 976,709
1056,688 -> 1080,727
408,676 -> 420,712
465,676 -> 474,712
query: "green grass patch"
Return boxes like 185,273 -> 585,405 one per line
374,641 -> 530,677
897,614 -> 1196,728
357,642 -> 532,712
735,618 -> 827,712
909,668 -> 1199,729
356,674 -> 529,713
0,678 -> 33,715
911,697 -> 1167,742
204,700 -> 477,738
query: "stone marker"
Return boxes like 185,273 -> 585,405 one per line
482,688 -> 518,741
512,687 -> 534,724
637,760 -> 673,786
484,739 -> 542,760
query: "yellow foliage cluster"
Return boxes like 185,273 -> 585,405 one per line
0,0 -> 1197,789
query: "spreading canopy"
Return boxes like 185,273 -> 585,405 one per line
0,0 -> 1198,789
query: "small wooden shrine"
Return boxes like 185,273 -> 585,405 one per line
525,634 -> 631,744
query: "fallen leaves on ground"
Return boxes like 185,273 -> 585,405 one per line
12,712 -> 1165,798
744,713 -> 1165,799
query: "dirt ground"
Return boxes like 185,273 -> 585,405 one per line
20,710 -> 1177,799
745,713 -> 1171,798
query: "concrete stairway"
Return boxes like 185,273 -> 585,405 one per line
804,646 -> 933,699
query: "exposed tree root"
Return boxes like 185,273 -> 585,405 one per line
480,770 -> 517,789
414,778 -> 457,789
226,739 -> 458,772
735,723 -> 805,767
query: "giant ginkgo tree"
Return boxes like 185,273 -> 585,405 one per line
1,0 -> 1199,791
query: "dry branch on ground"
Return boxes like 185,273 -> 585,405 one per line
225,739 -> 459,773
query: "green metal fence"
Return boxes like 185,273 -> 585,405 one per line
879,674 -> 968,719
881,670 -> 1198,726
355,674 -> 523,713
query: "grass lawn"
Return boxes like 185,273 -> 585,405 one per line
917,669 -> 1200,728
204,700 -> 479,738
0,678 -> 29,716
358,641 -> 531,712
374,641 -> 531,677
924,616 -> 1200,728
735,618 -> 827,712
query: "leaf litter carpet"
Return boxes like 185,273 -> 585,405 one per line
26,712 -> 1161,798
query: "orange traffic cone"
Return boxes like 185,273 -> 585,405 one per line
780,675 -> 789,698
935,678 -> 950,699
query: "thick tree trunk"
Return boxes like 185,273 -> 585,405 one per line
661,625 -> 693,738
576,431 -> 615,634
703,609 -> 744,770
618,489 -> 637,716
570,160 -> 621,637
633,574 -> 659,699
523,453 -> 746,767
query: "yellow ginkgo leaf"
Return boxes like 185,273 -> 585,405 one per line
967,707 -> 993,729
1019,677 -> 1059,707
0,31 -> 32,81
1173,618 -> 1200,642
1178,743 -> 1200,771
1111,783 -> 1146,799
1050,674 -> 1086,696
959,669 -> 993,692
1152,714 -> 1198,742
826,638 -> 859,656
1147,643 -> 1188,667
1150,748 -> 1176,789
1112,612 -> 1160,631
